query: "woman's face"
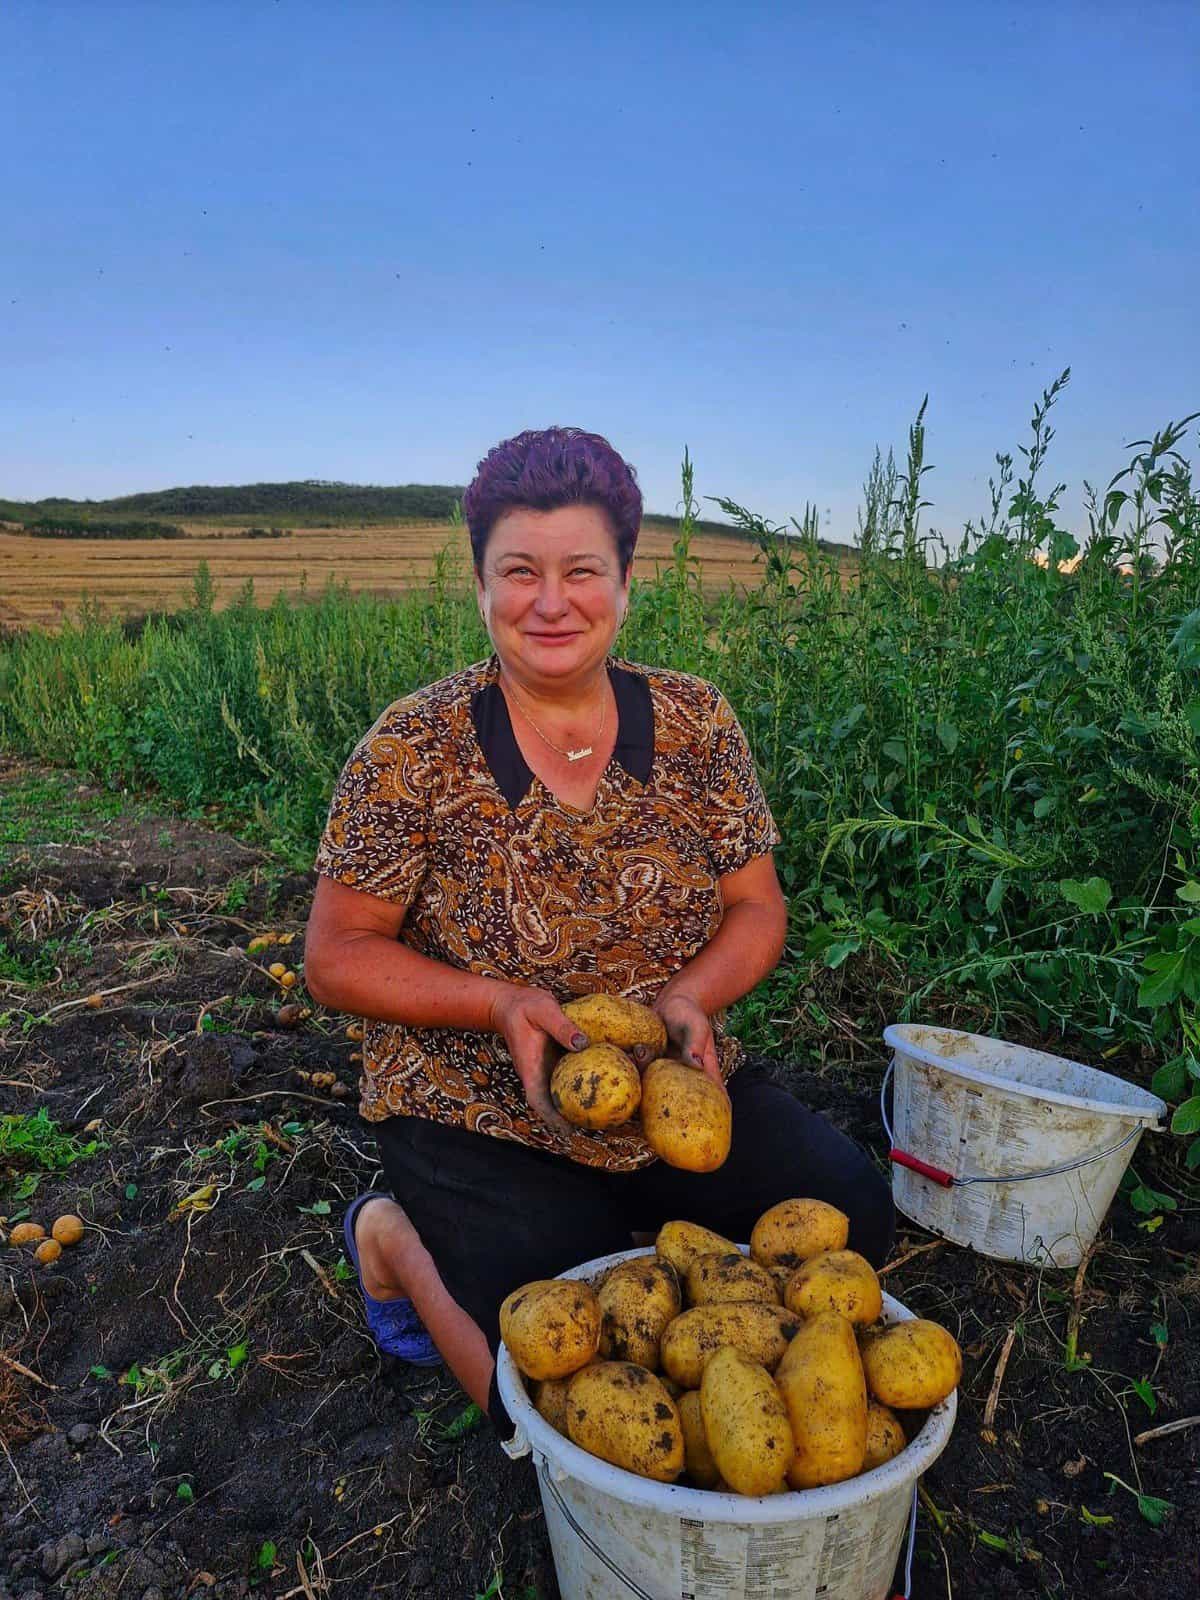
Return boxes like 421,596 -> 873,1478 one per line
476,504 -> 631,688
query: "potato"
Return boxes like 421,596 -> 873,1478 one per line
783,1250 -> 882,1326
51,1214 -> 86,1246
686,1251 -> 780,1308
660,1303 -> 800,1390
863,1402 -> 907,1471
597,1256 -> 681,1369
531,1360 -> 600,1436
700,1347 -> 794,1497
859,1319 -> 962,1409
776,1310 -> 867,1488
641,1059 -> 731,1173
678,1389 -> 721,1488
34,1239 -> 62,1265
750,1199 -> 849,1272
566,1361 -> 684,1482
7,1222 -> 45,1246
563,994 -> 668,1057
655,1221 -> 739,1279
551,1044 -> 641,1130
500,1278 -> 601,1381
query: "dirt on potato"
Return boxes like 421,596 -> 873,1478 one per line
1,754 -> 1197,1599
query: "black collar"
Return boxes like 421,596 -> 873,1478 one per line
471,662 -> 653,810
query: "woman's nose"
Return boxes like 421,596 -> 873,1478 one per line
534,580 -> 569,617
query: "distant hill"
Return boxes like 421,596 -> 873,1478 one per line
0,478 -> 743,538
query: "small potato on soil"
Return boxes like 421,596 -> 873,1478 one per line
35,1239 -> 62,1264
551,1044 -> 641,1130
52,1215 -> 85,1246
8,1222 -> 46,1246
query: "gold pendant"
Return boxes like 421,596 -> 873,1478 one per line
567,746 -> 593,762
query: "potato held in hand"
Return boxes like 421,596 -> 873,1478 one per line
551,1044 -> 641,1130
563,994 -> 668,1057
701,1347 -> 794,1497
597,1256 -> 681,1369
641,1058 -> 731,1172
859,1319 -> 963,1409
784,1249 -> 882,1326
776,1310 -> 868,1488
566,1361 -> 684,1482
500,1278 -> 601,1381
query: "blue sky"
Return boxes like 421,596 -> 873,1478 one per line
3,1 -> 1198,542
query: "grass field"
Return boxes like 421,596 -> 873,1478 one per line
0,517 -> 835,631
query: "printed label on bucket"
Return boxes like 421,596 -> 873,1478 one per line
676,1495 -> 906,1600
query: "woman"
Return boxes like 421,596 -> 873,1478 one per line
304,426 -> 893,1430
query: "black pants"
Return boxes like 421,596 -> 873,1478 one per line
373,1062 -> 895,1430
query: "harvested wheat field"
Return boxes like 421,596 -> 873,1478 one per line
0,521 -> 828,631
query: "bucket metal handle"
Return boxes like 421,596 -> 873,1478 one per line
881,1058 -> 1144,1188
538,1459 -> 922,1599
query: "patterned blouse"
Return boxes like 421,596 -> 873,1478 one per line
313,654 -> 780,1172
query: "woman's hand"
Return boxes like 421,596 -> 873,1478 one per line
488,983 -> 589,1137
643,992 -> 727,1095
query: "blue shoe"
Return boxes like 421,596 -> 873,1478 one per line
343,1193 -> 441,1367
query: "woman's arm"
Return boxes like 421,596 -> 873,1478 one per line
648,853 -> 788,1085
304,877 -> 583,1132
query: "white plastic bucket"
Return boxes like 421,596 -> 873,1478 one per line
883,1023 -> 1167,1268
498,1246 -> 957,1600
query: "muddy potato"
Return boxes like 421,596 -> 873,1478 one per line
776,1310 -> 867,1488
655,1221 -> 739,1279
551,1044 -> 642,1130
750,1199 -> 849,1273
34,1239 -> 62,1265
784,1250 -> 882,1326
641,1058 -> 731,1173
660,1303 -> 800,1390
7,1222 -> 45,1246
597,1256 -> 681,1369
863,1402 -> 907,1471
566,1361 -> 684,1482
859,1319 -> 962,1409
51,1214 -> 85,1246
563,995 -> 668,1057
500,1278 -> 602,1381
686,1251 -> 780,1308
700,1346 -> 794,1498
531,1358 -> 600,1435
678,1389 -> 721,1488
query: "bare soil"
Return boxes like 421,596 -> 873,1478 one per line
1,756 -> 1196,1599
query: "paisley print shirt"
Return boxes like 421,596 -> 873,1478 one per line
313,654 -> 780,1171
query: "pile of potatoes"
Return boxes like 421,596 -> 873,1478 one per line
2,1213 -> 85,1266
502,1199 -> 961,1497
549,996 -> 731,1173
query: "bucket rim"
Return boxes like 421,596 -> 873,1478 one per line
496,1246 -> 957,1523
883,1023 -> 1166,1127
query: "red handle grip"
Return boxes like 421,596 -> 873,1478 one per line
889,1147 -> 955,1187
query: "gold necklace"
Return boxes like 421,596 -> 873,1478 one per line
503,674 -> 608,763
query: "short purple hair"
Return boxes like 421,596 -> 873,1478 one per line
463,426 -> 643,575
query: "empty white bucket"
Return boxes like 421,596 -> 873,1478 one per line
883,1023 -> 1167,1268
498,1245 -> 957,1600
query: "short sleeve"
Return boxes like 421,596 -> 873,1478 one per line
703,688 -> 781,877
313,704 -> 432,909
